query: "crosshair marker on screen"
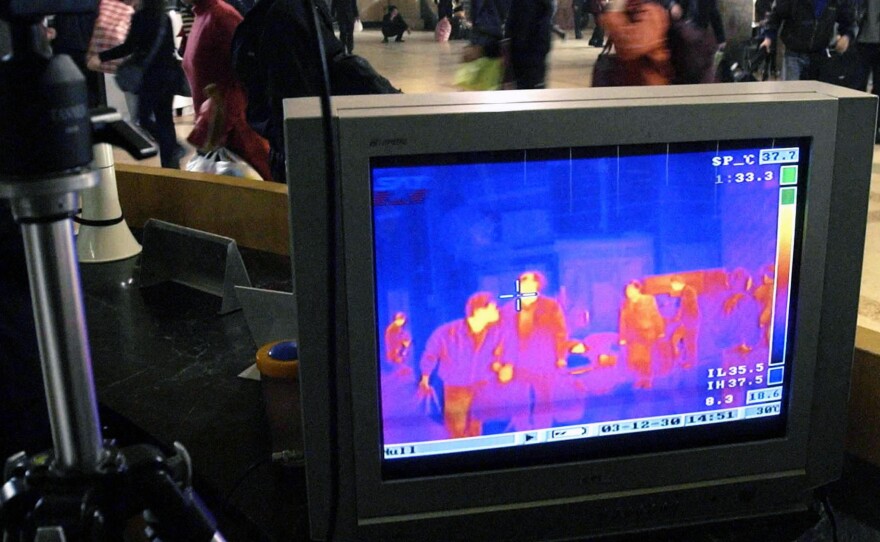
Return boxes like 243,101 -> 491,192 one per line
499,279 -> 539,312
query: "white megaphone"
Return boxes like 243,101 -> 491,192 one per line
76,141 -> 142,263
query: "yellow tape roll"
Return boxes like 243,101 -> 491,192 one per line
256,340 -> 299,380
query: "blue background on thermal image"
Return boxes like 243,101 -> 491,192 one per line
373,145 -> 778,347
371,142 -> 790,437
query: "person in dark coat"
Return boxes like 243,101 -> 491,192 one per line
438,0 -> 454,19
667,0 -> 726,83
760,0 -> 856,80
506,0 -> 553,89
257,0 -> 397,182
382,5 -> 411,42
332,0 -> 359,53
586,0 -> 606,45
857,0 -> 880,141
89,0 -> 183,168
572,0 -> 588,38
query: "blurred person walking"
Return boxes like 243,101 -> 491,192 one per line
506,0 -> 554,88
600,0 -> 673,85
181,0 -> 271,180
856,0 -> 880,141
667,0 -> 726,83
332,0 -> 359,53
89,0 -> 183,168
759,0 -> 856,80
52,10 -> 102,107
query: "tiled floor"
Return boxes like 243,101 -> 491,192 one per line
117,29 -> 880,353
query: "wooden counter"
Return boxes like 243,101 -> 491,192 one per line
115,163 -> 290,256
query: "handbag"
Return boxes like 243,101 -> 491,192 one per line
186,148 -> 264,180
185,85 -> 262,180
115,14 -> 168,93
435,16 -> 452,42
87,0 -> 134,73
591,41 -> 623,87
173,58 -> 192,97
354,18 -> 364,32
115,61 -> 145,93
454,38 -> 514,91
814,48 -> 864,90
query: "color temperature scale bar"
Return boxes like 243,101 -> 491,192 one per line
768,181 -> 798,369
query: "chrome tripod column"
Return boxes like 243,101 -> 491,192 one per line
0,170 -> 106,473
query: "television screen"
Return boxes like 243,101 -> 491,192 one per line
373,140 -> 806,477
285,83 -> 876,541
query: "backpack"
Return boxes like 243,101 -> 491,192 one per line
667,19 -> 717,84
330,52 -> 402,95
231,0 -> 400,135
230,0 -> 275,135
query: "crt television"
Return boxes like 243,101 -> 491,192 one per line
285,82 -> 876,541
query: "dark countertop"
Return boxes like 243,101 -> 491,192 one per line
77,246 -> 880,542
80,246 -> 307,541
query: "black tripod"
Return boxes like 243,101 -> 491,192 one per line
0,4 -> 224,540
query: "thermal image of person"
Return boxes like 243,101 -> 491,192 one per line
619,280 -> 665,389
384,312 -> 412,367
720,267 -> 761,353
417,293 -> 505,438
501,271 -> 576,429
669,275 -> 700,368
752,265 -> 775,347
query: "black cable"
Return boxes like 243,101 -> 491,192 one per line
303,1 -> 342,540
818,487 -> 840,542
221,455 -> 273,515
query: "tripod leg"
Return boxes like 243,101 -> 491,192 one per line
13,191 -> 104,473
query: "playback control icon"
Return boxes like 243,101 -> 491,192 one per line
551,427 -> 588,440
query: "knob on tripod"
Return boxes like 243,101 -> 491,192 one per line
0,3 -> 224,540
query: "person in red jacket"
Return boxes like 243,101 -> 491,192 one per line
181,0 -> 271,180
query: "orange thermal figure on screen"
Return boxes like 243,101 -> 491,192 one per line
501,271 -> 573,429
669,275 -> 701,368
619,280 -> 665,389
753,265 -> 775,347
384,311 -> 412,365
418,293 -> 505,438
721,267 -> 760,354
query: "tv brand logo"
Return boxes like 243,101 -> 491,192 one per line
369,137 -> 408,148
581,473 -> 608,486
